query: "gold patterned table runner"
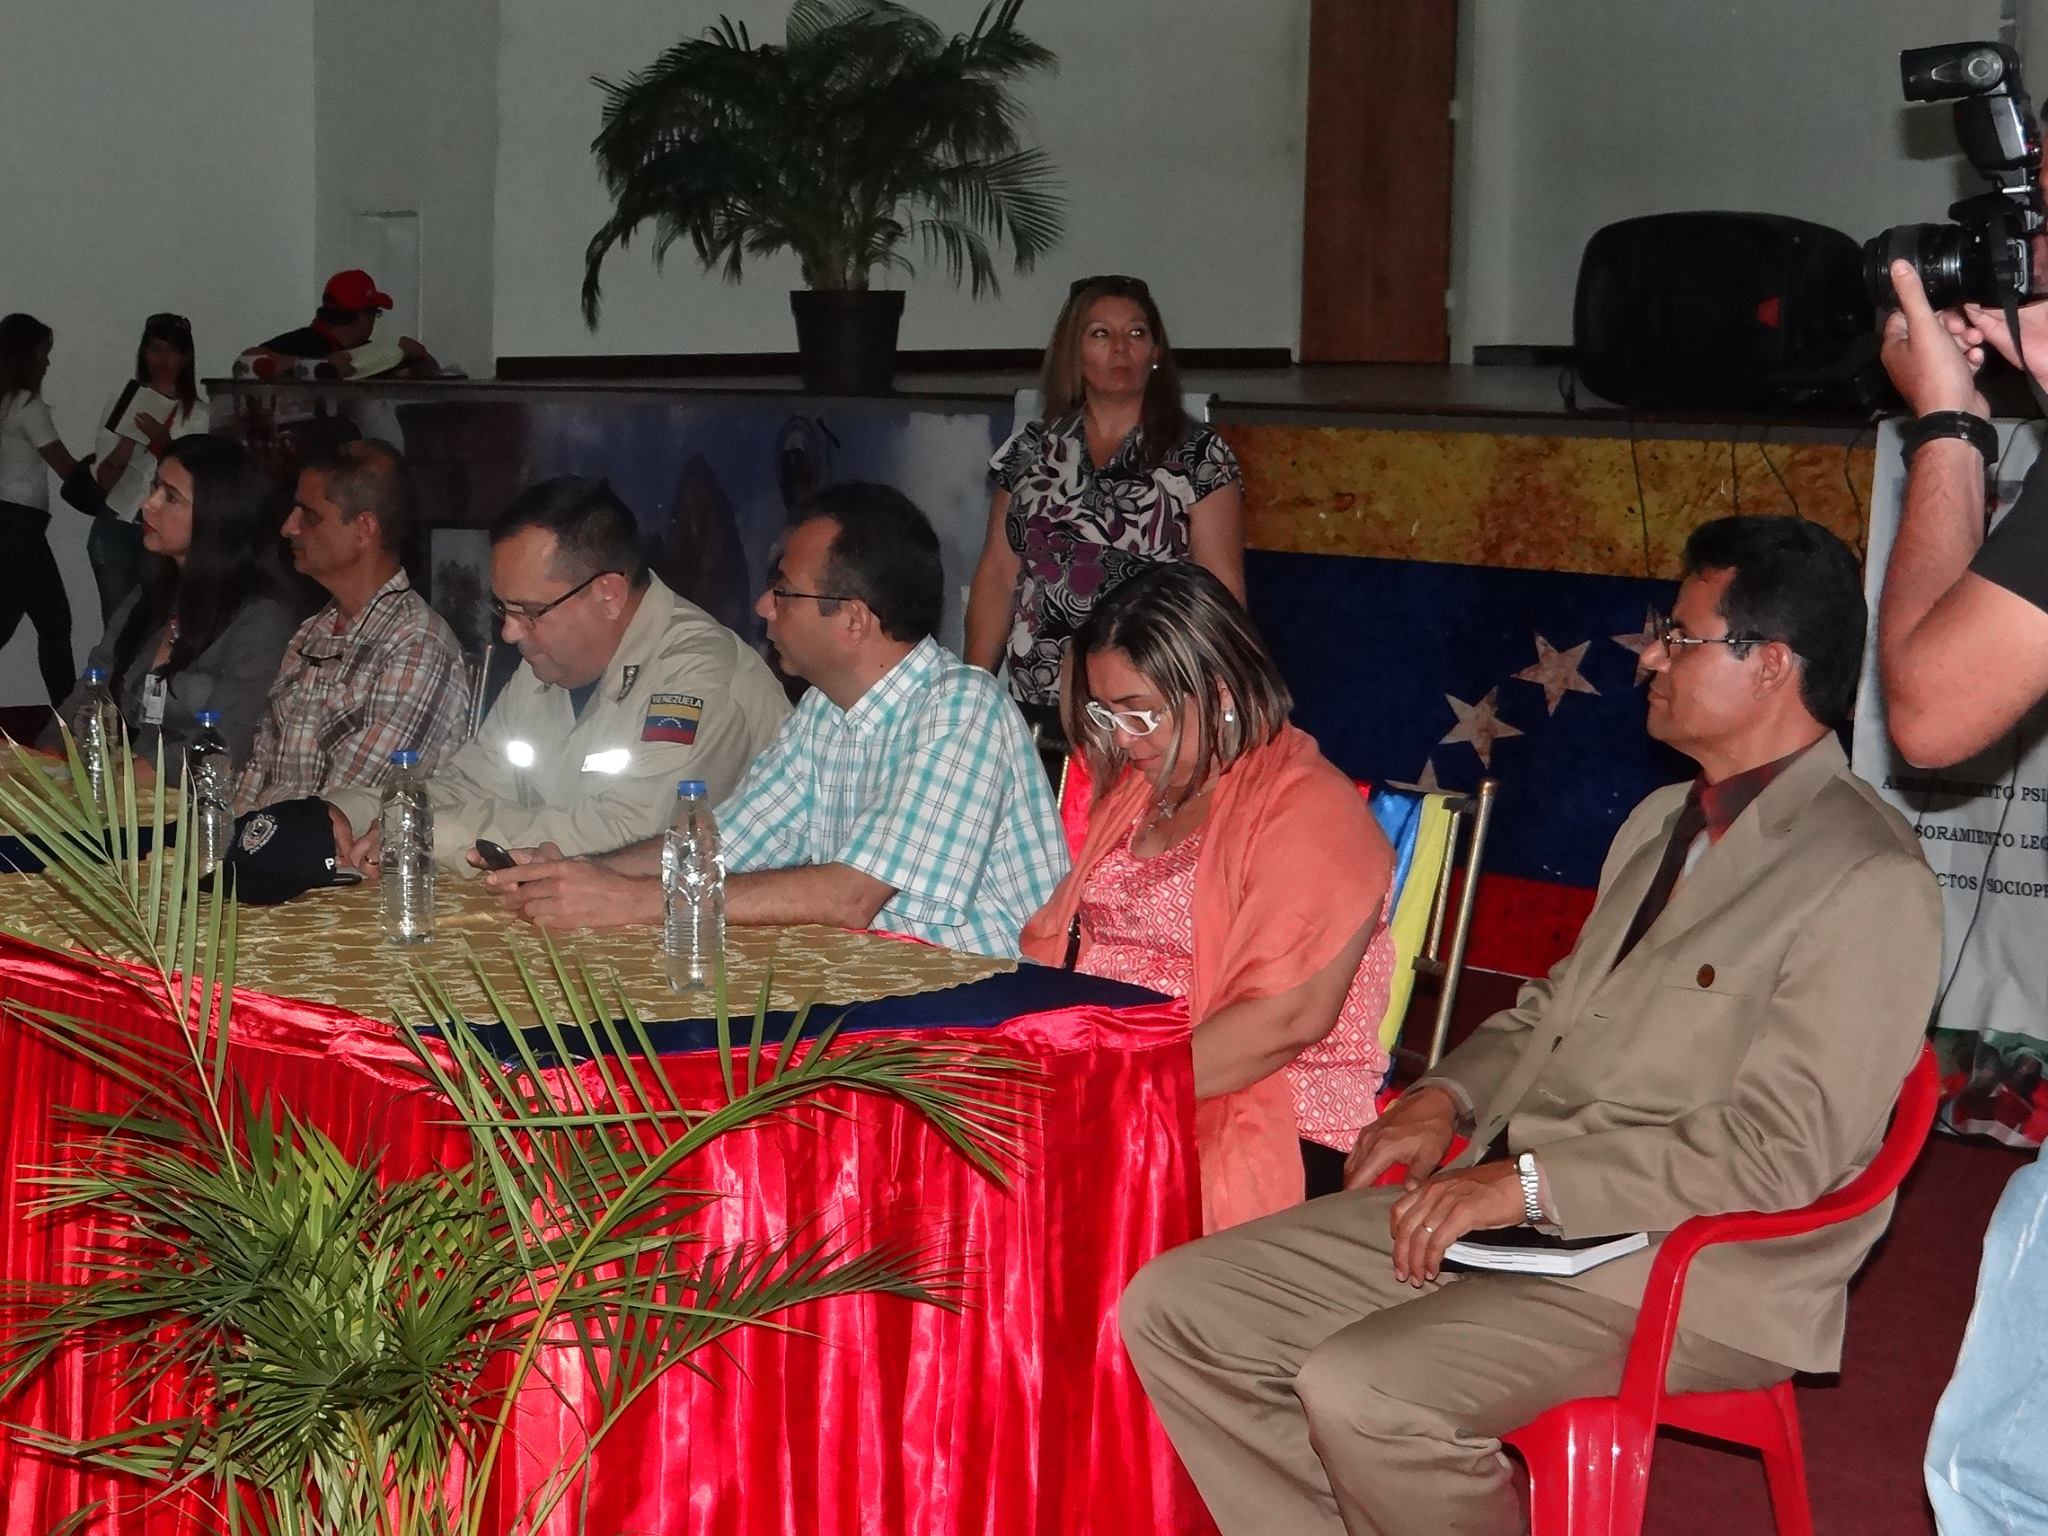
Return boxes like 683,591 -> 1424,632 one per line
0,872 -> 1011,1028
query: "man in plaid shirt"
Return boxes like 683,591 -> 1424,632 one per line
488,483 -> 1068,958
237,441 -> 468,812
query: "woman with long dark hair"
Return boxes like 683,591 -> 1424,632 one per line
51,434 -> 297,768
86,312 -> 206,620
964,275 -> 1246,745
1021,565 -> 1394,1231
0,313 -> 84,706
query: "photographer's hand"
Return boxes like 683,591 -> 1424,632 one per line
1961,295 -> 2048,392
1883,262 -> 1990,418
1878,259 -> 2048,770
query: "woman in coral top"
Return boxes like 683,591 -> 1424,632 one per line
1021,564 -> 1395,1232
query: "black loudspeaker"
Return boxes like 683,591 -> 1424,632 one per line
1573,212 -> 1879,411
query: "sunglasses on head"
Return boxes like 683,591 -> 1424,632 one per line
146,313 -> 192,336
1069,274 -> 1150,297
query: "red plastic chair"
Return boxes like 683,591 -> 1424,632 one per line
1501,1043 -> 1940,1536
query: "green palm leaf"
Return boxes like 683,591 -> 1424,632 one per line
582,0 -> 1063,319
0,736 -> 1042,1536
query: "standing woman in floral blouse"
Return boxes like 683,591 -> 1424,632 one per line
965,275 -> 1245,744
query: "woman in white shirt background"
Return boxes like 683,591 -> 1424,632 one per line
0,313 -> 82,708
87,313 -> 205,621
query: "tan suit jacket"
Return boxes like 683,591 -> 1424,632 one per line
1419,734 -> 1940,1374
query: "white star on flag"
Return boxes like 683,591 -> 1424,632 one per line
1610,607 -> 1662,686
1389,758 -> 1444,794
1512,634 -> 1602,715
1439,688 -> 1523,770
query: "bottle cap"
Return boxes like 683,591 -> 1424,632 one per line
391,749 -> 420,768
83,667 -> 107,684
195,710 -> 220,726
677,779 -> 707,796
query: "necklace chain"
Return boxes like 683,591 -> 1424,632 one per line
1144,779 -> 1215,833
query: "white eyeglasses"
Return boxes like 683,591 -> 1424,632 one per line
1084,700 -> 1166,737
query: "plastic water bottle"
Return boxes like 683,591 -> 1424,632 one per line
186,710 -> 233,875
661,779 -> 725,992
69,667 -> 122,808
379,749 -> 434,945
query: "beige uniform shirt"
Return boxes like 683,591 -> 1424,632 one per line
331,576 -> 789,870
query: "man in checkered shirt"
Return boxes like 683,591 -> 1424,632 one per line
488,483 -> 1068,959
237,440 -> 467,812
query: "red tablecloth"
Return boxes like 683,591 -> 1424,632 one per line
0,937 -> 1214,1536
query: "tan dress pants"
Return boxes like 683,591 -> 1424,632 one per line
1120,1185 -> 1787,1536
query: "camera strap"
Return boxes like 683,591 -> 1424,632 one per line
1990,206 -> 2048,426
2003,286 -> 2048,426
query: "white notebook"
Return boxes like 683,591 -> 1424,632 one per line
1444,1228 -> 1649,1277
103,382 -> 177,444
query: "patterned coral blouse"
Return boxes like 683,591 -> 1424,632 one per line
1075,819 -> 1395,1151
988,415 -> 1242,708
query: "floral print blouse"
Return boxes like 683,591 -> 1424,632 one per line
989,414 -> 1242,708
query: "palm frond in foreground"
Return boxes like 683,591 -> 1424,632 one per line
0,738 -> 1037,1536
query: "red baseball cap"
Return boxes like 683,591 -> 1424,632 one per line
322,269 -> 393,312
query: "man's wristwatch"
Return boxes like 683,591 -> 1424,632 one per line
1515,1152 -> 1545,1227
1902,410 -> 1998,465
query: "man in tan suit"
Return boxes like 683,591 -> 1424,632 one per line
1121,515 -> 1942,1536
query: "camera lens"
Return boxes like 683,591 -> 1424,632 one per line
1864,222 -> 1989,309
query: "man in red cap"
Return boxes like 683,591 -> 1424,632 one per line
239,269 -> 437,378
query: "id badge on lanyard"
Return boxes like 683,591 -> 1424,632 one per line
141,673 -> 168,726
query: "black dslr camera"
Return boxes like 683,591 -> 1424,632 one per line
1866,42 -> 2044,311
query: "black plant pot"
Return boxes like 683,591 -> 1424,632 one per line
789,289 -> 905,394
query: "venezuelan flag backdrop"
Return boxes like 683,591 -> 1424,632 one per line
1219,421 -> 1873,978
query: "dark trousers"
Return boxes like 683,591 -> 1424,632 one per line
86,516 -> 145,624
0,506 -> 75,708
1301,1138 -> 1349,1199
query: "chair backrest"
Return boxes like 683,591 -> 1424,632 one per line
1367,787 -> 1451,1052
1010,387 -> 1216,430
1056,750 -> 1092,856
465,641 -> 493,740
1054,759 -> 1495,1070
1375,780 -> 1498,1071
1616,1043 -> 1941,1416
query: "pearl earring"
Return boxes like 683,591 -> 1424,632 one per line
1222,708 -> 1237,726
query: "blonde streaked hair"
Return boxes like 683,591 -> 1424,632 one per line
1061,563 -> 1292,813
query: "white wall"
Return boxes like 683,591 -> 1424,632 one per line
315,0 -> 501,378
491,0 -> 1313,361
0,0 -> 316,709
1451,0 -> 2009,355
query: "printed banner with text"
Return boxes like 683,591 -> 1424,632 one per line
1857,418 -> 2048,1148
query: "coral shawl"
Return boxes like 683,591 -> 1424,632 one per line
1021,725 -> 1394,1230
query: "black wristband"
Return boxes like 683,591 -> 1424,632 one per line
1903,410 -> 1999,465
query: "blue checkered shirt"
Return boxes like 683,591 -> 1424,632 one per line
716,638 -> 1069,958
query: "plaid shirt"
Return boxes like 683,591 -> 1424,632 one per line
717,638 -> 1069,958
236,571 -> 470,812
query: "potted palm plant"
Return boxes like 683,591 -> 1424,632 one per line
581,0 -> 1066,394
0,743 -> 1031,1536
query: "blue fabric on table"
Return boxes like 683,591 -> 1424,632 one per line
0,826 -> 165,875
433,962 -> 1171,1066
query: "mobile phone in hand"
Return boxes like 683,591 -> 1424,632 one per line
474,838 -> 516,871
